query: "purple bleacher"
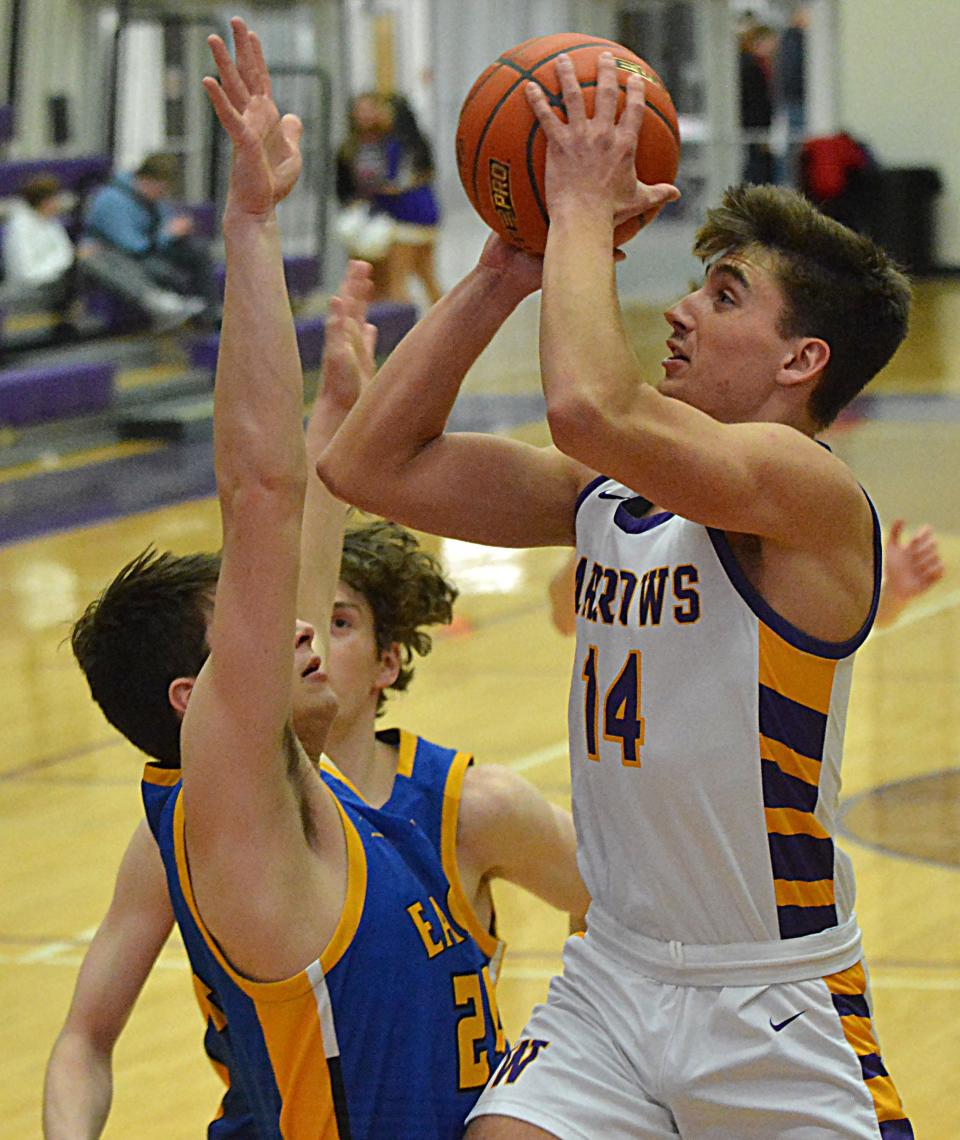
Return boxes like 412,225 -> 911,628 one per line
213,253 -> 319,301
0,360 -> 116,426
188,313 -> 326,374
366,301 -> 417,356
0,154 -> 112,200
187,301 -> 417,374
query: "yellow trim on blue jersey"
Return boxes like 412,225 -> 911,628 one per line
141,762 -> 181,787
255,986 -> 343,1138
396,729 -> 417,777
317,756 -> 364,800
319,794 -> 368,975
773,877 -> 836,908
440,749 -> 503,968
171,782 -> 367,999
758,623 -> 838,715
759,734 -> 822,784
764,806 -> 830,841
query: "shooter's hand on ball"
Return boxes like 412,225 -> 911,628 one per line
477,233 -> 543,297
203,17 -> 303,219
526,52 -> 678,231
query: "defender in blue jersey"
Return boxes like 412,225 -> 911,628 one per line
45,22 -> 583,1135
55,25 -> 500,1139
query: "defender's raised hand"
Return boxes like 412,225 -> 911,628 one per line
203,17 -> 303,216
321,260 -> 379,414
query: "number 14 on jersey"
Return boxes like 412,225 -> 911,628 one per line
581,646 -> 645,767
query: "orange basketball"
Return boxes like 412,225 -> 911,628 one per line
456,33 -> 680,255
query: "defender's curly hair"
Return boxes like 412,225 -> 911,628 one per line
339,521 -> 457,712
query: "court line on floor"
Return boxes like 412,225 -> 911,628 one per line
871,586 -> 960,637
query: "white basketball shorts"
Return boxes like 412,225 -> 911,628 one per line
466,931 -> 913,1139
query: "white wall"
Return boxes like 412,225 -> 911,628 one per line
838,0 -> 960,266
10,0 -> 102,155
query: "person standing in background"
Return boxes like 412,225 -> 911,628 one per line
739,22 -> 778,185
336,92 -> 441,305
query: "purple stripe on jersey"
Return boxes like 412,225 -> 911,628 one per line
858,1052 -> 889,1082
761,759 -> 820,813
879,1119 -> 915,1139
768,831 -> 834,883
777,902 -> 837,938
575,475 -> 608,515
613,507 -> 674,535
706,492 -> 882,658
831,991 -> 871,1020
759,685 -> 827,761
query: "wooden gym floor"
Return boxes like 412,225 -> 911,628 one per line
1,280 -> 958,1137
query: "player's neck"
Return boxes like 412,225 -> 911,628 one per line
324,706 -> 398,808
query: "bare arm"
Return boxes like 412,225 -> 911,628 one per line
318,238 -> 592,548
548,551 -> 578,636
43,823 -> 173,1140
297,261 -> 378,654
180,21 -> 340,975
527,56 -> 868,554
875,519 -> 945,629
458,765 -> 590,929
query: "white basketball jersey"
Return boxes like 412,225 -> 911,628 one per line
569,476 -> 881,981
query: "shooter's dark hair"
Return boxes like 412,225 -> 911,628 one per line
694,183 -> 911,426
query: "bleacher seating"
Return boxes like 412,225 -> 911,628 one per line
0,359 -> 115,427
187,302 -> 417,374
0,154 -> 112,203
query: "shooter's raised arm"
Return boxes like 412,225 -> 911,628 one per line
317,237 -> 593,549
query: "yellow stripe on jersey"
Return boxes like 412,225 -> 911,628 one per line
396,729 -> 417,777
171,787 -> 366,991
764,807 -> 830,841
141,762 -> 181,787
317,756 -> 365,800
255,986 -> 342,1139
758,623 -> 838,715
193,975 -> 227,1034
440,750 -> 503,967
319,795 -> 368,974
759,733 -> 822,783
773,877 -> 836,908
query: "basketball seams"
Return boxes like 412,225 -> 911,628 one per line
458,35 -> 679,252
465,40 -> 650,203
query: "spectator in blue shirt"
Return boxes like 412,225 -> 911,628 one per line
80,153 -> 218,329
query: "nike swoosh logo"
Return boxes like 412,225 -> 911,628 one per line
597,491 -> 629,500
770,1010 -> 806,1032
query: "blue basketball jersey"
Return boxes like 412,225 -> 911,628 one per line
142,731 -> 506,1138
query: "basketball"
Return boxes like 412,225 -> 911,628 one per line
455,33 -> 681,255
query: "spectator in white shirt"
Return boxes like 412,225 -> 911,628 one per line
0,175 -> 76,316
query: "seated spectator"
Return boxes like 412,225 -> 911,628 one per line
80,152 -> 218,330
0,175 -> 76,322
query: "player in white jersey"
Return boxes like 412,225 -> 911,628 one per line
318,52 -> 915,1138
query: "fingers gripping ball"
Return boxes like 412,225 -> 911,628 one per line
456,33 -> 680,254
